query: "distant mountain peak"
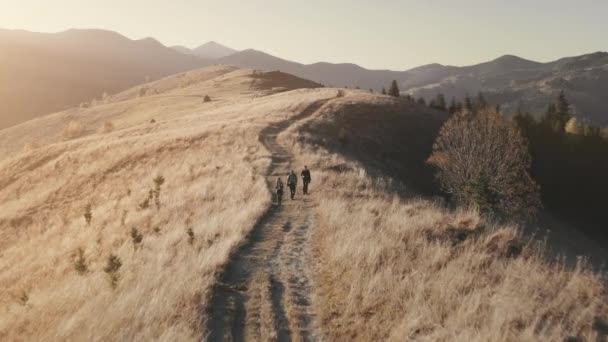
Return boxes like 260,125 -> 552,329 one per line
171,41 -> 237,59
62,28 -> 127,40
193,41 -> 237,59
492,54 -> 538,64
136,37 -> 165,48
198,41 -> 225,48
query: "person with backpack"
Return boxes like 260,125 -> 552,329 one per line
287,170 -> 298,200
301,166 -> 311,194
275,177 -> 284,205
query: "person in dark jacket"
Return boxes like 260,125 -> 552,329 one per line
275,177 -> 284,205
287,170 -> 298,200
301,166 -> 311,194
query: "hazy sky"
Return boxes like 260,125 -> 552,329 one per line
2,0 -> 607,70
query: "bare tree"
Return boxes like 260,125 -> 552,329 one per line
428,108 -> 540,219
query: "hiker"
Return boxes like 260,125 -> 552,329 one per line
275,177 -> 284,205
301,166 -> 311,194
287,170 -> 298,200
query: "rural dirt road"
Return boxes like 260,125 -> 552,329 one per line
206,99 -> 329,342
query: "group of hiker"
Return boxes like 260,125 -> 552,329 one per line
275,166 -> 311,205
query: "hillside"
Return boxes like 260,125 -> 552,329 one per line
217,49 -> 608,124
0,67 -> 606,341
0,28 -> 210,129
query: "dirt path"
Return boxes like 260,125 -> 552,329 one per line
206,100 -> 328,342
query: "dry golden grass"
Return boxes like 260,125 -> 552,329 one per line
278,90 -> 608,342
1,71 -> 606,341
0,66 -> 328,341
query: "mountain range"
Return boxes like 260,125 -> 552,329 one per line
1,28 -> 607,129
215,50 -> 608,124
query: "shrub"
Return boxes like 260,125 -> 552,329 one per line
428,108 -> 540,219
103,254 -> 122,289
203,95 -> 212,103
139,190 -> 154,210
18,291 -> 29,306
63,120 -> 84,140
22,142 -> 40,153
130,227 -> 143,249
120,210 -> 128,226
187,228 -> 195,245
74,248 -> 88,275
336,90 -> 345,98
138,87 -> 147,98
102,121 -> 115,133
153,175 -> 165,209
84,204 -> 92,225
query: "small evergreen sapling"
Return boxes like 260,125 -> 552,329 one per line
131,227 -> 143,249
84,204 -> 92,225
74,247 -> 88,275
104,254 -> 122,289
187,228 -> 195,245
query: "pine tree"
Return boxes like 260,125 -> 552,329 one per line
381,88 -> 387,95
555,91 -> 572,129
542,91 -> 572,133
388,80 -> 400,97
542,102 -> 559,132
476,91 -> 488,110
448,96 -> 457,114
516,100 -> 525,117
455,101 -> 463,113
417,97 -> 427,106
464,94 -> 474,112
543,103 -> 557,127
513,110 -> 535,134
434,93 -> 447,112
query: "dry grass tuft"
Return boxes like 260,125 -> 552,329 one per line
22,142 -> 40,153
62,120 -> 84,140
102,121 -> 115,133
